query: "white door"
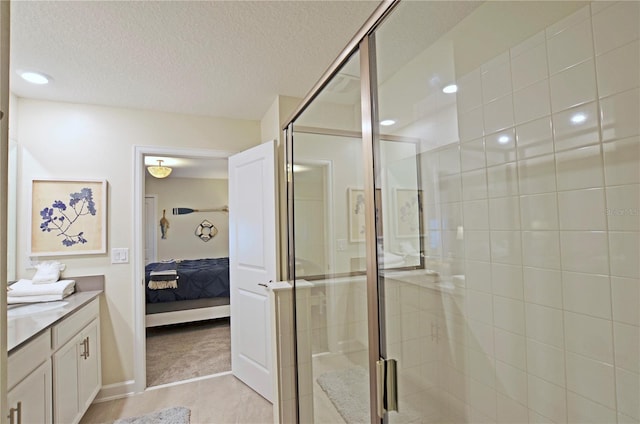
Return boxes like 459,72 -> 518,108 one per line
228,140 -> 277,402
144,195 -> 157,265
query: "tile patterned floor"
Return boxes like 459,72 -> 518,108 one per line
80,373 -> 273,424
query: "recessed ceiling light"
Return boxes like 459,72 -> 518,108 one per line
570,113 -> 587,124
498,135 -> 510,144
380,119 -> 396,126
19,71 -> 50,85
442,84 -> 458,94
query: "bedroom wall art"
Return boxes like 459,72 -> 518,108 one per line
30,178 -> 107,256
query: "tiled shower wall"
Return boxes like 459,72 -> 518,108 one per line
419,2 -> 639,422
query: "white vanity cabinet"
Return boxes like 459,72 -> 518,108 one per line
52,298 -> 101,424
7,331 -> 53,424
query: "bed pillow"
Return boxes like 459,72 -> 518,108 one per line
32,261 -> 66,284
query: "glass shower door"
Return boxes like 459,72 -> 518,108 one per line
290,51 -> 374,424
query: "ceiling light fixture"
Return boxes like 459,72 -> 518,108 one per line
442,84 -> 458,94
380,119 -> 396,126
498,135 -> 510,144
570,113 -> 587,124
19,71 -> 50,85
147,160 -> 172,178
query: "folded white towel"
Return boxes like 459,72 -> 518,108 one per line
8,294 -> 70,304
32,261 -> 66,284
8,279 -> 75,297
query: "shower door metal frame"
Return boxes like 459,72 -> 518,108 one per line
283,0 -> 403,422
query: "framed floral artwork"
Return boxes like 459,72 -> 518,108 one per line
394,188 -> 421,238
348,188 -> 366,242
30,179 -> 107,256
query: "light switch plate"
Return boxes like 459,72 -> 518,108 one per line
111,248 -> 129,264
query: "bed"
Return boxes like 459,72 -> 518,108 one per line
145,257 -> 230,327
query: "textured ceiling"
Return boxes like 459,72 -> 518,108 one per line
10,0 -> 381,121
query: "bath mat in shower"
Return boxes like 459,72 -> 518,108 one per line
317,367 -> 419,423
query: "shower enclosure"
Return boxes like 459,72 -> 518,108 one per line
285,1 -> 639,422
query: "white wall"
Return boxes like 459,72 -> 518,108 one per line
14,98 -> 260,386
145,176 -> 229,261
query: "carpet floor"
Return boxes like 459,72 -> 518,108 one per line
114,406 -> 190,424
146,318 -> 230,387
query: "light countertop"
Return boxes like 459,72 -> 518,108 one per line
8,290 -> 102,353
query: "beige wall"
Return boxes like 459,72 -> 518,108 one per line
145,177 -> 229,261
14,98 -> 260,386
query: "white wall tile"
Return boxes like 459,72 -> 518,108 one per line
464,230 -> 491,261
557,188 -> 607,230
518,154 -> 557,195
467,319 -> 495,356
461,138 -> 486,171
511,30 -> 545,58
546,5 -> 590,38
511,41 -> 548,91
526,303 -> 565,348
489,197 -> 521,230
603,137 -> 640,186
439,174 -> 462,203
606,184 -> 640,231
495,360 -> 527,405
601,88 -> 640,142
560,230 -> 609,275
564,311 -> 614,363
550,59 -> 597,112
496,392 -> 528,424
482,52 -> 512,103
457,68 -> 483,113
566,351 -> 616,409
592,1 -> 640,55
516,117 -> 554,159
488,162 -> 519,198
520,193 -> 559,230
611,276 -> 640,325
490,230 -> 522,265
596,40 -> 640,98
547,14 -> 594,74
527,338 -> 566,387
556,145 -> 604,191
465,260 -> 492,293
458,107 -> 485,143
439,144 -> 461,176
467,289 -> 494,325
528,375 -> 567,424
486,129 -> 517,166
590,1 -> 614,15
513,79 -> 551,124
468,379 -> 497,421
484,95 -> 515,134
462,169 -> 488,200
467,347 -> 496,388
494,296 -> 525,335
491,263 -> 524,300
614,321 -> 640,373
616,367 -> 640,420
567,391 -> 617,424
523,266 -> 563,309
609,231 -> 640,278
552,102 -> 600,151
494,328 -> 526,370
441,201 -> 463,230
463,199 -> 489,230
522,230 -> 561,270
562,271 -> 611,319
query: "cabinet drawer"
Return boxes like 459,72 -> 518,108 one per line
8,330 -> 51,390
52,298 -> 99,350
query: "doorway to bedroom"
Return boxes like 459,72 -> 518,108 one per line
143,153 -> 232,388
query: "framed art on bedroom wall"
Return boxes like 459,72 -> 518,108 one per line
29,178 -> 107,256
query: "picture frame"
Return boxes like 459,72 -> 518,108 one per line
29,179 -> 107,256
394,188 -> 421,238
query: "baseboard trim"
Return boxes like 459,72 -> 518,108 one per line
94,380 -> 138,402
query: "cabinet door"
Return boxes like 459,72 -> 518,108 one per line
7,359 -> 52,424
53,335 -> 81,424
78,319 -> 101,415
